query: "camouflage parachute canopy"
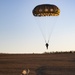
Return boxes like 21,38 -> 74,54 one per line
32,4 -> 60,17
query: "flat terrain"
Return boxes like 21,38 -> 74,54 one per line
0,52 -> 75,75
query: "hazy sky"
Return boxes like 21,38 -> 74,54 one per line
0,0 -> 75,53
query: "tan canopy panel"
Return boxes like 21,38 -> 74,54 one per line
32,4 -> 60,17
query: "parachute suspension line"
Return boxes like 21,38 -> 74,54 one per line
38,23 -> 47,43
34,17 -> 47,43
48,17 -> 59,43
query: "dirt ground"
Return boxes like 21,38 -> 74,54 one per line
0,52 -> 75,75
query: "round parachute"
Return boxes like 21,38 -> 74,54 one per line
32,4 -> 60,16
32,4 -> 60,49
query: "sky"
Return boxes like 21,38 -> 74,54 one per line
0,0 -> 75,53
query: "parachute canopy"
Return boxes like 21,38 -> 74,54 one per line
33,4 -> 60,17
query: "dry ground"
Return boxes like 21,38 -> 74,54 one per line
0,52 -> 75,75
